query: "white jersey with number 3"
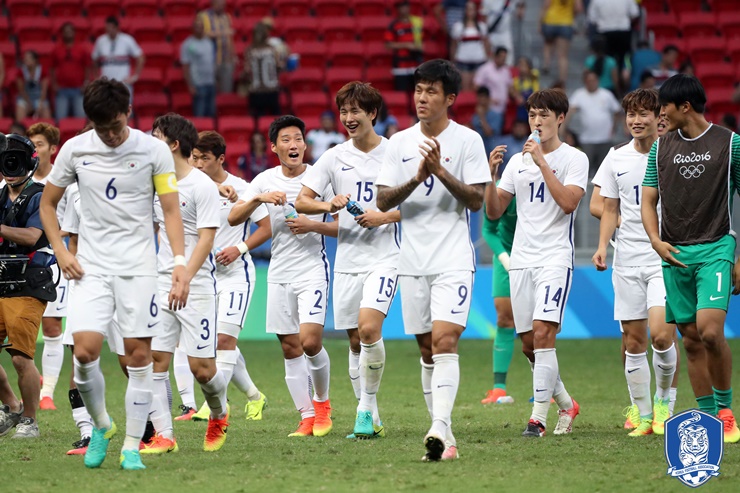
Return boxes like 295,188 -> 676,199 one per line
499,143 -> 589,270
49,128 -> 175,275
376,121 -> 491,275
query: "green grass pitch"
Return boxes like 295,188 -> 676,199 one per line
2,338 -> 739,493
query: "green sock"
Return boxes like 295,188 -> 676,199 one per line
713,387 -> 733,411
493,327 -> 515,389
697,395 -> 718,416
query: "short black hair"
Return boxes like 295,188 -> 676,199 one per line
476,86 -> 490,97
83,77 -> 130,125
268,115 -> 306,144
662,44 -> 678,55
658,74 -> 706,114
494,46 -> 508,56
639,70 -> 655,84
414,59 -> 461,96
152,113 -> 198,158
106,16 -> 119,26
527,88 -> 569,117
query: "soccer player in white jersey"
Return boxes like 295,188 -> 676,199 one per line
376,60 -> 491,461
137,114 -> 229,454
229,116 -> 337,437
486,88 -> 587,438
591,89 -> 678,437
27,122 -> 67,411
296,82 -> 401,439
39,78 -> 188,471
186,130 -> 271,422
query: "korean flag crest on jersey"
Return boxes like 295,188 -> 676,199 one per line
665,410 -> 723,488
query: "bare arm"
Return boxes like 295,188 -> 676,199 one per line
0,225 -> 42,246
295,185 -> 351,214
589,185 -> 604,219
41,183 -> 85,279
355,209 -> 402,228
182,63 -> 195,95
524,139 -> 584,214
229,191 -> 286,226
285,214 -> 339,238
592,197 -> 619,270
421,137 -> 485,211
159,191 -> 189,309
377,179 -> 422,212
484,145 -> 513,219
246,216 -> 271,250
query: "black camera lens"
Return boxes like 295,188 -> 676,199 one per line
0,152 -> 26,177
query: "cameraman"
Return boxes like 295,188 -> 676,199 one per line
0,134 -> 57,439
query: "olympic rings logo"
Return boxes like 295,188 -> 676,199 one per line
679,164 -> 705,179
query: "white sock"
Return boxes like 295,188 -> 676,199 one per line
73,357 -> 111,430
349,348 -> 361,402
420,358 -> 434,419
625,351 -> 652,418
669,387 -> 678,415
429,353 -> 460,438
553,375 -> 573,410
69,387 -> 93,439
233,347 -> 261,400
628,383 -> 635,405
165,375 -> 172,410
41,335 -> 64,399
216,349 -> 238,388
123,363 -> 153,451
358,338 -> 386,413
284,356 -> 314,418
173,346 -> 196,409
149,372 -> 173,440
305,347 -> 331,402
652,343 -> 677,401
531,349 -> 559,427
200,370 -> 227,419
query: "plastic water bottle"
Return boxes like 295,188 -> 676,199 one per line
283,203 -> 307,239
522,129 -> 541,167
346,200 -> 374,230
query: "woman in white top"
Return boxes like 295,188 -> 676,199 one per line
450,1 -> 490,91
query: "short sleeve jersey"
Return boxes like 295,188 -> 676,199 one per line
154,168 -> 220,295
48,128 -> 175,276
599,140 -> 661,267
243,166 -> 333,283
61,183 -> 80,234
35,172 -> 70,225
376,121 -> 492,275
215,172 -> 269,284
498,143 -> 589,269
302,138 -> 400,273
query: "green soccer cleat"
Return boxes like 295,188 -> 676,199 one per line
652,397 -> 670,436
628,418 -> 654,437
352,410 -> 374,439
192,402 -> 210,422
119,450 -> 146,470
84,419 -> 117,469
245,393 -> 267,421
623,404 -> 639,430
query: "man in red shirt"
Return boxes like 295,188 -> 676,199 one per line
51,23 -> 91,119
385,1 -> 424,92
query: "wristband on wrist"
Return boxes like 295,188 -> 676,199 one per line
237,242 -> 249,254
174,255 -> 187,267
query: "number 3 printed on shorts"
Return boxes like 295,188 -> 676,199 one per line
200,319 -> 210,340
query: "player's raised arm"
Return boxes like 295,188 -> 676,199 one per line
296,185 -> 350,214
485,145 -> 513,220
228,189 -> 287,226
525,137 -> 584,214
420,136 -> 485,211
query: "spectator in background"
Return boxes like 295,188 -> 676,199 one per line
496,118 -> 529,169
374,99 -> 399,138
720,114 -> 738,132
237,132 -> 272,182
649,45 -> 678,88
450,1 -> 490,91
51,22 -> 91,119
15,51 -> 51,122
587,0 -> 638,77
435,0 -> 467,34
306,111 -> 345,163
198,0 -> 235,94
474,46 -> 512,137
509,56 -> 538,122
639,70 -> 656,89
386,1 -> 424,92
92,16 -> 144,100
9,121 -> 26,135
584,36 -> 618,95
540,0 -> 581,84
564,70 -> 621,176
243,22 -> 281,117
181,16 -> 216,117
471,86 -> 499,156
481,0 -> 525,65
629,41 -> 660,91
678,59 -> 695,77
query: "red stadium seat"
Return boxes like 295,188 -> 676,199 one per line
711,0 -> 739,14
395,113 -> 415,130
366,66 -> 394,92
165,67 -> 189,94
170,92 -> 193,115
46,0 -> 83,17
278,17 -> 320,43
424,40 -> 447,60
216,94 -> 248,117
140,42 -> 176,70
135,67 -> 165,94
58,117 -> 89,143
718,12 -> 740,37
313,0 -> 349,16
328,42 -> 364,68
14,17 -> 54,43
383,91 -> 410,116
422,16 -> 442,39
191,117 -> 216,131
705,87 -> 740,114
286,67 -> 326,93
275,0 -> 312,17
22,118 -> 56,130
292,41 -> 327,69
694,62 -> 735,90
319,17 -> 358,43
257,115 -> 278,134
218,116 -> 256,143
291,92 -> 330,118
364,41 -> 394,68
669,0 -> 704,14
121,0 -> 160,17
352,0 -> 389,16
225,141 -> 249,172
134,93 -> 170,117
19,41 -> 55,69
451,91 -> 477,122
646,12 -> 679,38
162,0 -> 197,17
358,17 -> 391,42
6,0 -> 45,17
0,16 -> 9,42
0,42 -> 16,74
678,12 -> 718,38
326,67 -> 363,93
686,37 -> 727,64
52,18 -> 92,43
234,16 -> 263,42
168,16 -> 195,45
406,0 -> 424,16
653,38 -> 685,57
640,0 -> 666,14
125,17 -> 167,43
728,38 -> 740,63
235,0 -> 272,17
0,118 -> 13,134
134,115 -> 155,131
84,0 -> 122,18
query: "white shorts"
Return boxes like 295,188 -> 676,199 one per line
151,292 -> 217,358
266,279 -> 328,335
510,266 -> 572,334
217,278 -> 256,338
399,271 -> 474,335
66,274 -> 159,340
43,265 -> 69,318
613,264 -> 666,324
104,316 -> 124,356
333,267 -> 398,330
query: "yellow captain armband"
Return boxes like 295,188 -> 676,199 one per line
153,172 -> 178,195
